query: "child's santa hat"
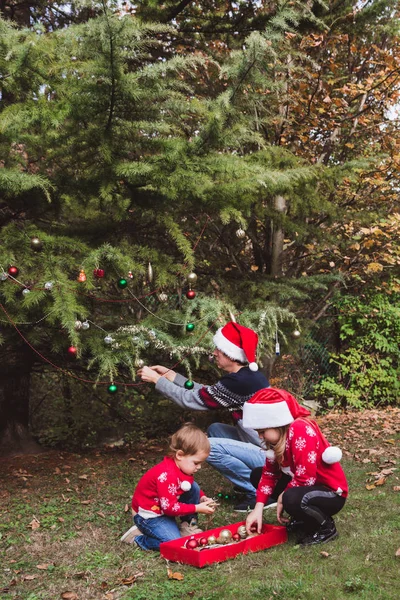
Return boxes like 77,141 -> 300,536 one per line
213,322 -> 259,371
243,387 -> 342,464
243,387 -> 310,428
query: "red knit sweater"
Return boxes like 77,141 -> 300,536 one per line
256,419 -> 348,504
132,456 -> 205,518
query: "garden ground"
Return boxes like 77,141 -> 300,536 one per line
1,408 -> 399,600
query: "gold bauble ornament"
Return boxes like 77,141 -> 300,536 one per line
135,359 -> 144,368
292,329 -> 301,338
187,272 -> 198,285
237,525 -> 247,539
207,535 -> 217,545
218,529 -> 232,543
236,228 -> 246,239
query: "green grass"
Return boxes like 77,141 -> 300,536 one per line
1,409 -> 399,600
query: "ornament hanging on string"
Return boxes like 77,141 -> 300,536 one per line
117,277 -> 128,289
93,268 -> 105,278
127,270 -> 134,279
186,289 -> 196,300
147,262 -> 153,283
236,228 -> 246,239
74,320 -> 82,331
184,380 -> 194,390
104,335 -> 113,345
292,330 -> 301,339
8,266 -> 19,277
158,292 -> 168,303
67,346 -> 77,357
275,330 -> 280,356
186,323 -> 195,333
44,281 -> 54,291
30,236 -> 43,251
187,272 -> 197,286
0,272 -> 8,281
77,269 -> 87,282
81,321 -> 90,330
108,383 -> 118,394
22,288 -> 30,296
135,359 -> 144,368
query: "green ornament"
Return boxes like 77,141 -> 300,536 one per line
184,380 -> 194,390
117,278 -> 128,289
186,323 -> 195,332
108,384 -> 118,394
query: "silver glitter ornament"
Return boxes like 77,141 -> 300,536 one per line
158,292 -> 168,302
135,359 -> 144,368
104,335 -> 114,344
236,228 -> 246,239
44,281 -> 53,290
22,288 -> 31,296
81,321 -> 90,330
0,272 -> 8,281
74,320 -> 82,331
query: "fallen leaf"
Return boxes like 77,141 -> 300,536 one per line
167,569 -> 184,581
365,484 -> 376,490
78,475 -> 88,480
396,548 -> 400,557
121,572 -> 144,585
375,477 -> 386,486
61,593 -> 78,600
320,551 -> 330,558
28,518 -> 40,530
58,517 -> 65,522
97,511 -> 106,518
22,574 -> 37,581
124,504 -> 129,512
80,500 -> 91,505
393,486 -> 400,492
36,564 -> 53,570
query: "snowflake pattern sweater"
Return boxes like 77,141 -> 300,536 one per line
256,419 -> 348,504
132,456 -> 205,518
156,368 -> 269,445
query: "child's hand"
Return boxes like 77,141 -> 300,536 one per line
276,492 -> 289,524
196,499 -> 216,514
245,502 -> 264,534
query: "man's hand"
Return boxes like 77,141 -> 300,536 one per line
137,366 -> 161,384
150,365 -> 176,382
276,492 -> 289,524
245,502 -> 264,534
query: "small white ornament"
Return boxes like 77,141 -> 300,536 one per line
22,288 -> 30,296
44,281 -> 53,290
158,292 -> 168,302
322,446 -> 342,464
275,342 -> 280,356
293,330 -> 301,338
236,228 -> 246,239
81,321 -> 90,330
135,359 -> 144,368
74,320 -> 82,330
180,481 -> 191,492
104,335 -> 114,344
0,272 -> 8,281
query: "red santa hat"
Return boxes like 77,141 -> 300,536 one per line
242,387 -> 311,429
213,322 -> 259,371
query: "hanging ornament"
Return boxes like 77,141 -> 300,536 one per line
67,346 -> 77,357
108,383 -> 118,394
77,269 -> 87,282
236,228 -> 246,239
104,335 -> 113,345
74,320 -> 82,331
81,321 -> 90,330
147,262 -> 153,283
135,359 -> 144,368
186,323 -> 195,333
117,277 -> 128,289
8,266 -> 19,277
127,270 -> 134,279
187,272 -> 198,286
186,289 -> 196,300
93,268 -> 105,278
22,288 -> 30,296
0,272 -> 8,281
184,380 -> 194,390
30,236 -> 43,251
292,330 -> 301,338
44,281 -> 54,291
158,292 -> 168,303
275,330 -> 280,356
228,310 -> 236,323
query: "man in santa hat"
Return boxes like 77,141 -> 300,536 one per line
138,321 -> 284,511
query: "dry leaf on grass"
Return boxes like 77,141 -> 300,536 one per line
375,477 -> 386,486
320,551 -> 330,558
395,548 -> 400,557
36,564 -> 53,570
28,518 -> 40,530
22,574 -> 37,581
78,474 -> 88,480
61,592 -> 78,600
365,484 -> 376,490
121,572 -> 144,586
393,486 -> 400,492
124,504 -> 129,512
167,569 -> 184,581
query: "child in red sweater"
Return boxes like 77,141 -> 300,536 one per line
242,388 -> 348,546
121,423 -> 216,550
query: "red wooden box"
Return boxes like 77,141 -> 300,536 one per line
160,520 -> 287,568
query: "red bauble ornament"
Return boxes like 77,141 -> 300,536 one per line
8,266 -> 19,277
186,289 -> 196,300
232,533 -> 241,542
186,537 -> 198,550
67,346 -> 77,357
93,268 -> 105,278
199,537 -> 208,547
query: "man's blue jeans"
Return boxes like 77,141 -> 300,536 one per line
133,482 -> 200,551
206,423 -> 266,496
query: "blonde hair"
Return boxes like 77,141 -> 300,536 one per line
168,423 -> 210,457
271,418 -> 312,464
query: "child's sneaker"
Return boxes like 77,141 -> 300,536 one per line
179,519 -> 203,537
120,524 -> 142,544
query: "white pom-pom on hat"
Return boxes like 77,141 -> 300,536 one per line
249,362 -> 258,371
180,480 -> 191,492
322,446 -> 342,464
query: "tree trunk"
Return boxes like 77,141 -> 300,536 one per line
0,346 -> 42,456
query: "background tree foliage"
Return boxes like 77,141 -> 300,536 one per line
1,0 -> 400,451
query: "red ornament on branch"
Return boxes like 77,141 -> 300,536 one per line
186,289 -> 196,300
67,346 -> 78,357
8,266 -> 19,277
93,268 -> 105,278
